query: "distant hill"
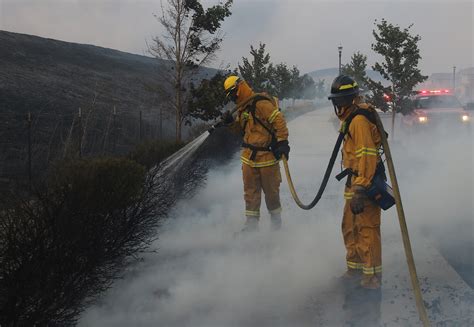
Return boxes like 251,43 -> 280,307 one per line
307,67 -> 339,80
0,30 -> 215,183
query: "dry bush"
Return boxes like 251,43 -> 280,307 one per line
0,157 -> 166,326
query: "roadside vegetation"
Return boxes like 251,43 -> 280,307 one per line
188,42 -> 320,121
130,140 -> 185,169
0,132 -> 184,325
149,0 -> 233,142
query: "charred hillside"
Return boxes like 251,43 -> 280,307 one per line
0,30 -> 213,184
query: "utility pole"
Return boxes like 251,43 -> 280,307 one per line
338,44 -> 343,75
453,66 -> 456,94
27,112 -> 32,192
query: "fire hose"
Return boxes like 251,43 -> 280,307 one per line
281,110 -> 430,326
282,132 -> 344,210
373,111 -> 430,327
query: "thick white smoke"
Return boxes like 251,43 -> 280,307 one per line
80,108 -> 473,326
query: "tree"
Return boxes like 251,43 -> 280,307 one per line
314,79 -> 326,99
287,66 -> 302,100
149,0 -> 233,142
186,43 -> 315,119
342,51 -> 369,89
238,43 -> 275,93
368,19 -> 427,133
295,74 -> 317,100
272,63 -> 293,99
186,71 -> 227,123
238,44 -> 316,101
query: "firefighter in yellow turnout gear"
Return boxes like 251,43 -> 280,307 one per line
329,75 -> 383,289
223,76 -> 289,231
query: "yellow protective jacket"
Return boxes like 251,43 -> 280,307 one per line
340,103 -> 382,188
231,81 -> 289,168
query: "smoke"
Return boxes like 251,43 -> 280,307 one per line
79,109 -> 347,326
388,115 -> 473,232
79,108 -> 473,326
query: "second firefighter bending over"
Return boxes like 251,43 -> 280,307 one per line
223,75 -> 290,232
328,75 -> 383,290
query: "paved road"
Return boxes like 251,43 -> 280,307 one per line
80,107 -> 473,326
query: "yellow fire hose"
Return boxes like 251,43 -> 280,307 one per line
282,157 -> 308,208
373,111 -> 430,326
282,111 -> 430,326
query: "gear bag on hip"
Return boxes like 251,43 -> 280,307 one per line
366,162 -> 395,210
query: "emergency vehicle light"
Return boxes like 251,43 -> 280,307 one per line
418,116 -> 428,123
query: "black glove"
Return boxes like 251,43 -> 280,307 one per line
222,111 -> 234,125
350,186 -> 368,215
273,140 -> 290,160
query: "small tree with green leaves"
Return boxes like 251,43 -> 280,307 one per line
238,42 -> 275,93
272,63 -> 293,99
342,51 -> 369,89
368,19 -> 427,133
186,71 -> 228,123
149,0 -> 233,142
287,66 -> 301,100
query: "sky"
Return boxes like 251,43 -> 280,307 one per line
1,0 -> 473,75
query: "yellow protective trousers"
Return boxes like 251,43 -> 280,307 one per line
342,186 -> 382,275
242,163 -> 282,218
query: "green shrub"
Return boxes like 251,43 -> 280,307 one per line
130,140 -> 184,169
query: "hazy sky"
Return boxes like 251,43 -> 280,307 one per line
1,0 -> 473,75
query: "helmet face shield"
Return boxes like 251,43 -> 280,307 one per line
328,75 -> 359,116
331,94 -> 355,109
225,85 -> 238,103
223,75 -> 240,103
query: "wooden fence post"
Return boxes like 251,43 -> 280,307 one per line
27,111 -> 32,191
78,107 -> 82,158
112,106 -> 117,153
139,110 -> 143,142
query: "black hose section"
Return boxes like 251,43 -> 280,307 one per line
295,131 -> 345,210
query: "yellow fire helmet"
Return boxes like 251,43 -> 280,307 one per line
223,75 -> 240,96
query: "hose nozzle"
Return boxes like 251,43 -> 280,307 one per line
208,121 -> 224,134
